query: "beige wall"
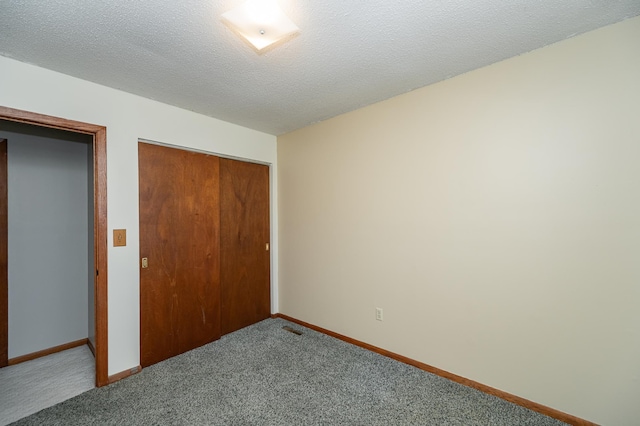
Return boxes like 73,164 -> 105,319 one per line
278,16 -> 640,425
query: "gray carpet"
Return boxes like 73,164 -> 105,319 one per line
10,318 -> 566,425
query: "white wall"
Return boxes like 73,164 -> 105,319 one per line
278,16 -> 640,426
0,55 -> 278,375
1,123 -> 92,358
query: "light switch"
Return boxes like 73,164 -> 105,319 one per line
113,229 -> 127,247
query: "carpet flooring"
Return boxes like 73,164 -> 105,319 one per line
10,319 -> 566,425
1,345 -> 95,425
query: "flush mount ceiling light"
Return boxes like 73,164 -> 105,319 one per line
222,0 -> 299,51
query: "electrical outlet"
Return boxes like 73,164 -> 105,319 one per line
375,307 -> 383,321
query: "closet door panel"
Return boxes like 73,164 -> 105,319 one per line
139,143 -> 220,367
220,158 -> 270,335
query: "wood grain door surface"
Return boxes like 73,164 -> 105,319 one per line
220,158 -> 270,335
138,143 -> 221,367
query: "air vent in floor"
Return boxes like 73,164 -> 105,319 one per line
282,326 -> 303,335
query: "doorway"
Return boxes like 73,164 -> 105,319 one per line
0,106 -> 108,387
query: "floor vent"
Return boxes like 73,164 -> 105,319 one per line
282,326 -> 303,335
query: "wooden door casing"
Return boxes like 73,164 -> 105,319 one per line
220,158 -> 270,335
0,107 -> 108,385
139,143 -> 221,367
0,139 -> 7,367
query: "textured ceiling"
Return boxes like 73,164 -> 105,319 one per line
1,1 -> 639,135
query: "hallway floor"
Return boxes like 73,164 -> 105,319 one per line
0,345 -> 95,425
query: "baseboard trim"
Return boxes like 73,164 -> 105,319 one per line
8,338 -> 89,366
272,313 -> 597,426
108,365 -> 141,384
87,339 -> 96,357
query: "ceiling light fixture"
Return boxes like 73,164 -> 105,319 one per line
222,0 -> 299,51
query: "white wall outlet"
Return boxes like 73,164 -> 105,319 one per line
375,307 -> 383,321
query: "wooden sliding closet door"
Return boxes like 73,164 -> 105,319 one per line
220,158 -> 270,335
138,143 -> 220,367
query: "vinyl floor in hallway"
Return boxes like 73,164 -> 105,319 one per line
0,345 -> 95,426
